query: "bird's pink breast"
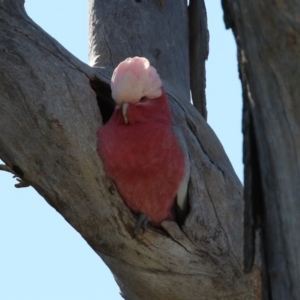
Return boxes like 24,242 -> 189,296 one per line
97,102 -> 185,226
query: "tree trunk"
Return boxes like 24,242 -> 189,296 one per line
222,1 -> 300,299
0,0 -> 260,299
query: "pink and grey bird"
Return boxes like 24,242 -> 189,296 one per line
97,57 -> 187,235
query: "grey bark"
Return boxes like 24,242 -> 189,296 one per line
222,1 -> 300,299
189,0 -> 209,119
0,0 -> 260,299
89,0 -> 190,104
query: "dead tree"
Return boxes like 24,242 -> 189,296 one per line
0,1 -> 260,299
222,0 -> 300,299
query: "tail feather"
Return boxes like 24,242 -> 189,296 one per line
176,170 -> 189,227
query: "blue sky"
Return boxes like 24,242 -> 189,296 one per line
0,1 -> 242,299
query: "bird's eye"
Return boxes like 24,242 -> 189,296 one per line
139,96 -> 147,103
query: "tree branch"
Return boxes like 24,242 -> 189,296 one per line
0,0 -> 261,299
223,0 -> 300,299
189,0 -> 209,119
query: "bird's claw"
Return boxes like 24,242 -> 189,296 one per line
133,214 -> 148,238
0,164 -> 30,188
14,177 -> 30,188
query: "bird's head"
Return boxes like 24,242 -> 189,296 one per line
111,57 -> 169,125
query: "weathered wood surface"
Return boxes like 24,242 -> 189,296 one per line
189,0 -> 209,119
0,0 -> 260,299
222,0 -> 300,299
89,0 -> 190,103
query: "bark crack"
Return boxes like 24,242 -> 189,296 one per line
186,116 -> 226,177
101,26 -> 114,67
161,221 -> 198,256
204,183 -> 241,268
100,249 -> 215,277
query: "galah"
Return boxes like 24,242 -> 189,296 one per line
97,57 -> 187,236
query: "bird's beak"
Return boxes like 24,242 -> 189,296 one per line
122,103 -> 129,124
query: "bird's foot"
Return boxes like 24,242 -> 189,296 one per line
133,214 -> 148,238
14,177 -> 30,188
0,164 -> 30,188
